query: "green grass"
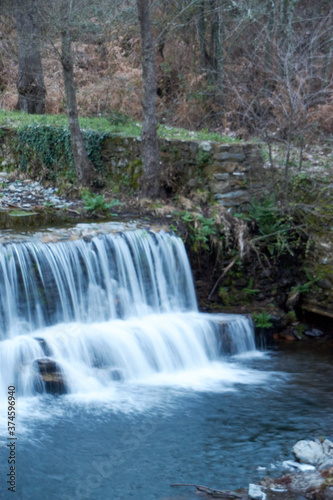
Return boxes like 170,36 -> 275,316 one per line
0,109 -> 239,143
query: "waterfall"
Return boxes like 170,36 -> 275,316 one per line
0,229 -> 256,398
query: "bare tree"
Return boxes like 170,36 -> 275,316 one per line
136,0 -> 160,197
14,0 -> 46,113
232,3 -> 333,193
59,1 -> 94,185
38,0 -> 95,185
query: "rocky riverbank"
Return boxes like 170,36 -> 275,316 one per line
173,439 -> 333,500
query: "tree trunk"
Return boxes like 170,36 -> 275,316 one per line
265,0 -> 275,73
136,0 -> 160,198
209,0 -> 218,80
61,26 -> 94,186
216,0 -> 224,103
14,0 -> 46,114
198,0 -> 206,73
323,9 -> 333,89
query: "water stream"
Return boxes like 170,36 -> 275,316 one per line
0,226 -> 331,499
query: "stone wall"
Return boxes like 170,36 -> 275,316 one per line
0,128 -> 266,208
101,135 -> 265,206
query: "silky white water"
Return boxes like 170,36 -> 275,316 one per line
0,229 -> 257,400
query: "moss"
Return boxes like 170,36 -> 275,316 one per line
314,263 -> 333,277
9,210 -> 38,217
218,287 -> 230,306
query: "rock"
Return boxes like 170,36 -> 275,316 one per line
215,152 -> 246,162
109,369 -> 124,381
35,358 -> 58,374
209,181 -> 231,194
283,460 -> 316,471
214,173 -> 230,181
34,338 -> 52,356
199,141 -> 212,152
293,439 -> 333,470
269,312 -> 288,332
34,358 -> 67,395
293,330 -> 304,340
289,470 -> 324,491
248,483 -> 266,500
318,279 -> 332,290
304,328 -> 325,337
215,190 -> 246,199
7,173 -> 17,182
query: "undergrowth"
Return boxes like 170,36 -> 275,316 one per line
81,189 -> 120,214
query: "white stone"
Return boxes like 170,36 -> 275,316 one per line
293,440 -> 323,465
199,141 -> 212,152
283,460 -> 316,471
248,483 -> 267,500
293,439 -> 333,469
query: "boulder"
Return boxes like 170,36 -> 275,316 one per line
34,358 -> 67,395
293,439 -> 333,470
109,368 -> 124,381
248,483 -> 266,500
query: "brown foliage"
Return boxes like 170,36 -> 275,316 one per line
0,3 -> 332,141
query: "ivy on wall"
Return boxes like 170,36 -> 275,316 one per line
14,125 -> 107,182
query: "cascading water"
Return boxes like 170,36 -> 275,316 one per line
0,228 -> 256,399
1,224 -> 331,500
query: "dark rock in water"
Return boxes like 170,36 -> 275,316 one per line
33,358 -> 67,395
34,337 -> 52,356
304,328 -> 325,338
270,313 -> 289,332
215,322 -> 233,354
34,358 -> 58,373
109,368 -> 124,381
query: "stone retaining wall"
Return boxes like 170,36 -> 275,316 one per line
101,136 -> 265,206
0,128 -> 265,208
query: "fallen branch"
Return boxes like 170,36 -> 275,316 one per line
66,208 -> 81,216
208,256 -> 238,301
170,483 -> 243,499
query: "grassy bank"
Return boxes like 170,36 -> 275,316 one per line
0,109 -> 239,143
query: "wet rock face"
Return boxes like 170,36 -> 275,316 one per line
34,358 -> 67,395
34,338 -> 52,356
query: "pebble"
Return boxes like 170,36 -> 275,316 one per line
304,328 -> 325,337
248,483 -> 266,500
0,178 -> 72,210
